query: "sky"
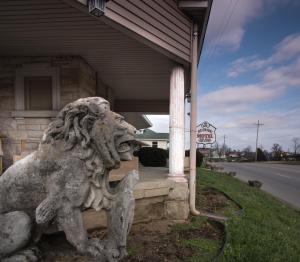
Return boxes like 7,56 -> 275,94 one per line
147,0 -> 300,152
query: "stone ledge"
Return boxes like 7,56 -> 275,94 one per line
144,187 -> 170,198
133,178 -> 173,199
134,186 -> 170,199
11,111 -> 59,118
83,196 -> 166,230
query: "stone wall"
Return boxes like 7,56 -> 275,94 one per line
59,57 -> 96,107
83,180 -> 190,230
0,56 -> 96,169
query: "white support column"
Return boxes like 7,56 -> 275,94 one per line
168,65 -> 186,182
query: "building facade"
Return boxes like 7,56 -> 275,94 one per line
0,0 -> 212,217
136,129 -> 169,150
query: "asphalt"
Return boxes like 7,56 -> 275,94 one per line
216,162 -> 300,209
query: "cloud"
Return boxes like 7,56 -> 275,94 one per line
200,37 -> 300,127
227,33 -> 300,78
203,33 -> 300,115
145,115 -> 169,133
263,57 -> 300,87
199,31 -> 300,151
205,0 -> 262,54
272,33 -> 300,62
206,1 -> 300,56
201,84 -> 282,109
212,107 -> 300,151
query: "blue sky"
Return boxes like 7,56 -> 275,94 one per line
148,0 -> 300,152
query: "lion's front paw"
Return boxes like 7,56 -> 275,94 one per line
84,239 -> 106,258
2,246 -> 41,262
86,239 -> 121,262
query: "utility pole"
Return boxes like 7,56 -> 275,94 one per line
223,135 -> 227,157
255,120 -> 264,161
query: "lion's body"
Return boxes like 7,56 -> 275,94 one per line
0,144 -> 90,220
0,152 -> 46,216
0,97 -> 138,262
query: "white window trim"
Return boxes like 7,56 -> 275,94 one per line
15,63 -> 60,113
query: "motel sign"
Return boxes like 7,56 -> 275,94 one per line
196,121 -> 216,145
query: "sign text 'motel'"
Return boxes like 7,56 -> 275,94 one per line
196,121 -> 216,145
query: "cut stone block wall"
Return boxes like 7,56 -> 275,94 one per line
0,56 -> 96,169
82,181 -> 190,231
59,57 -> 96,107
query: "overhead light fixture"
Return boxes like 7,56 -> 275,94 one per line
89,0 -> 109,17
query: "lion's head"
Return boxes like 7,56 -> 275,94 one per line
42,97 -> 137,171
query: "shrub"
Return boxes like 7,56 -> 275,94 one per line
257,148 -> 267,161
185,150 -> 204,167
137,147 -> 168,167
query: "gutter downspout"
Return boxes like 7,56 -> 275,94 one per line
189,22 -> 201,215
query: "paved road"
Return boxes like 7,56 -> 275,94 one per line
217,162 -> 300,209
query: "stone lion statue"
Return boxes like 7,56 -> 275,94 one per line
0,97 -> 139,262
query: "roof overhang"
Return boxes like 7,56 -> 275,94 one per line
120,113 -> 152,130
177,0 -> 213,63
0,0 -> 175,114
0,0 -> 212,115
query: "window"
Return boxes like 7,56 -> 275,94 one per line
152,141 -> 158,148
15,64 -> 60,114
24,76 -> 53,110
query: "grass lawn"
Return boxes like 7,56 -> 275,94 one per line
197,168 -> 300,262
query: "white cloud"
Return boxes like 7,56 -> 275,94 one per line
227,33 -> 300,78
272,33 -> 300,62
212,107 -> 300,151
202,33 -> 300,115
262,56 -> 300,87
206,0 -> 300,56
201,84 -> 282,109
146,115 -> 169,133
206,0 -> 262,53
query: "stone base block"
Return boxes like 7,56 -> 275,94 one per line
167,182 -> 189,201
165,201 -> 189,221
134,196 -> 165,223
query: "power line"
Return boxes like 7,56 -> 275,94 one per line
255,120 -> 264,161
207,0 -> 239,58
205,0 -> 233,57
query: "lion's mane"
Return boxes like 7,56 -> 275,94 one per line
42,97 -> 108,149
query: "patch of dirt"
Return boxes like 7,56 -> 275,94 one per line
38,220 -> 223,262
122,221 -> 193,262
198,187 -> 240,215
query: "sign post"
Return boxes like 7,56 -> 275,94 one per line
197,121 -> 216,146
196,121 -> 217,159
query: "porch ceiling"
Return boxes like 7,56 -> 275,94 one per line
0,0 -> 177,113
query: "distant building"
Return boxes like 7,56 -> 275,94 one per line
135,129 -> 169,150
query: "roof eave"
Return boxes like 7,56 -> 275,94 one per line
177,0 -> 213,64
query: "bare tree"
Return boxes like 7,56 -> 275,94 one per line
244,145 -> 252,153
242,145 -> 254,161
272,143 -> 282,160
213,142 -> 222,158
291,137 -> 300,155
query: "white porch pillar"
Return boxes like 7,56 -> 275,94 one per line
168,65 -> 186,182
